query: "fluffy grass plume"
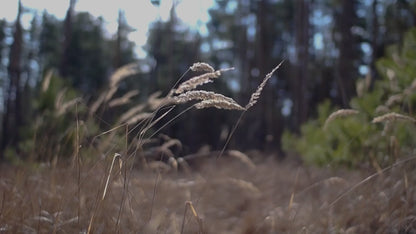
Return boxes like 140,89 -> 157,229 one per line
372,112 -> 416,123
173,90 -> 240,106
385,94 -> 403,107
109,63 -> 140,88
174,71 -> 222,95
189,62 -> 215,73
323,109 -> 360,130
195,99 -> 245,110
174,68 -> 234,95
170,61 -> 283,112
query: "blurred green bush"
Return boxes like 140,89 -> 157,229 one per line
282,28 -> 416,168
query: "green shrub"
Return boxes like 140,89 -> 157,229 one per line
283,28 -> 416,168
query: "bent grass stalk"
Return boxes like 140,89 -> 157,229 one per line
218,61 -> 284,158
323,109 -> 359,130
181,201 -> 203,234
87,153 -> 122,234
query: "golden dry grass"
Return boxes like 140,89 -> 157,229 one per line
1,154 -> 415,233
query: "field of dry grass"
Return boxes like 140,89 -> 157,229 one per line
1,152 -> 415,233
1,62 -> 415,233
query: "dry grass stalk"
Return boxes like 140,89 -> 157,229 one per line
175,71 -> 221,95
154,145 -> 175,158
89,63 -> 140,116
404,79 -> 416,94
195,99 -> 245,110
324,177 -> 348,186
140,106 -> 175,137
372,112 -> 416,124
148,161 -> 171,173
375,105 -> 390,114
125,112 -> 152,125
177,157 -> 192,174
323,109 -> 360,129
227,150 -> 256,170
190,62 -> 215,73
108,90 -> 139,108
160,138 -> 182,151
168,157 -> 178,171
118,104 -> 146,124
330,156 -> 416,207
181,201 -> 203,234
245,61 -> 284,110
89,93 -> 106,117
87,153 -> 122,234
386,94 -> 403,107
381,120 -> 393,136
57,97 -> 82,116
104,86 -> 119,103
42,69 -> 54,92
147,91 -> 166,110
225,178 -> 261,196
102,153 -> 122,201
109,63 -> 140,87
54,88 -> 67,109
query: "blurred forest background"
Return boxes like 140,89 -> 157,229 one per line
0,0 -> 416,163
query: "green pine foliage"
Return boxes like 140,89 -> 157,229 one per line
14,71 -> 87,162
282,28 -> 416,168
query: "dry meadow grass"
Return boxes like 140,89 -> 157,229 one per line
1,154 -> 415,233
1,62 -> 415,233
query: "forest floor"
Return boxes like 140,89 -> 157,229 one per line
0,152 -> 415,233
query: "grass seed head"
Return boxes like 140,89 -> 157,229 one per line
195,99 -> 245,110
172,90 -> 239,105
323,109 -> 360,130
245,61 -> 283,110
190,62 -> 215,73
372,112 -> 416,124
175,71 -> 221,95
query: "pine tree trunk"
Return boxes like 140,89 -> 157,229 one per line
293,0 -> 309,130
60,0 -> 75,77
336,0 -> 357,106
1,1 -> 23,156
